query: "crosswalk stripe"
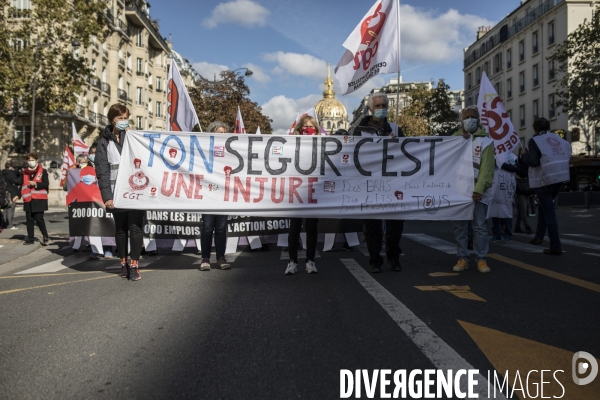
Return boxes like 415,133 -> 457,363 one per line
404,233 -> 456,255
340,258 -> 503,399
15,254 -> 90,275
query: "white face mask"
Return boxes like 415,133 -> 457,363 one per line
28,161 -> 37,168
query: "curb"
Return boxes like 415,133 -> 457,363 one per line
0,241 -> 42,265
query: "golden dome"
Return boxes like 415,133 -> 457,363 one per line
315,63 -> 348,122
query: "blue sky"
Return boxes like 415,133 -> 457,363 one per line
150,0 -> 522,133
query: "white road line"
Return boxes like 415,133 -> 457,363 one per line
341,258 -> 503,400
583,253 -> 600,258
15,254 -> 89,275
565,234 -> 600,241
404,234 -> 456,255
514,233 -> 600,251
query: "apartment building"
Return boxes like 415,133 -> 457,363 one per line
7,0 -> 197,205
463,0 -> 599,154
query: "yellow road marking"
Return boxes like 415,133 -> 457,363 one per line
488,253 -> 600,293
415,285 -> 486,302
0,272 -> 104,279
0,275 -> 116,295
429,272 -> 459,277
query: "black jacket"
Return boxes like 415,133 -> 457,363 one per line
22,167 -> 49,213
2,168 -> 21,198
95,125 -> 124,203
0,170 -> 6,206
518,133 -> 544,169
353,116 -> 405,137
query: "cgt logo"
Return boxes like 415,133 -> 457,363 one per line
572,352 -> 598,385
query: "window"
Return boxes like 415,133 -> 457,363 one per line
507,78 -> 512,98
494,82 -> 501,98
549,94 -> 556,118
572,127 -> 580,142
494,52 -> 502,73
548,60 -> 555,81
532,31 -> 539,54
476,67 -> 481,84
520,105 -> 526,128
136,29 -> 143,47
507,49 -> 512,69
548,21 -> 555,45
136,58 -> 142,73
467,73 -> 472,90
519,40 -> 525,62
148,99 -> 152,112
533,99 -> 539,120
533,64 -> 539,87
13,125 -> 31,154
156,102 -> 162,117
137,116 -> 143,129
507,109 -> 512,122
519,71 -> 525,93
126,83 -> 131,97
483,62 -> 489,77
136,87 -> 142,105
11,0 -> 31,9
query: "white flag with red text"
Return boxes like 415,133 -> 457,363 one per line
59,145 -> 75,187
335,0 -> 400,95
477,72 -> 520,168
234,106 -> 246,134
167,59 -> 201,132
72,123 -> 89,155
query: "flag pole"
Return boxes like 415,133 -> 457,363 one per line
395,0 -> 401,127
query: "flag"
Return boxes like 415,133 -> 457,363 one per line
167,59 -> 201,132
477,72 -> 520,168
256,126 -> 261,135
334,0 -> 400,95
59,145 -> 75,187
72,123 -> 89,155
287,108 -> 322,135
234,106 -> 246,134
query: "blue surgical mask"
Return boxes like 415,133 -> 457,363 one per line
115,120 -> 129,131
88,154 -> 95,163
373,109 -> 388,119
463,118 -> 479,133
81,175 -> 95,185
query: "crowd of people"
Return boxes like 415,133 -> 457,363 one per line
0,93 -> 572,281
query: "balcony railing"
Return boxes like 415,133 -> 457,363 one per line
101,82 -> 111,95
99,115 -> 109,126
118,58 -> 125,66
156,87 -> 163,93
136,70 -> 144,76
10,8 -> 32,19
88,110 -> 98,124
117,89 -> 128,101
87,76 -> 101,90
75,105 -> 85,118
118,19 -> 130,36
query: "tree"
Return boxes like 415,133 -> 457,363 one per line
188,70 -> 273,134
390,86 -> 431,137
424,79 -> 459,136
549,6 -> 600,153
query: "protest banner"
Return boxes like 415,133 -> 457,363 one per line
113,131 -> 475,220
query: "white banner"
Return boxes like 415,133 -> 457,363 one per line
478,72 -> 520,168
486,168 -> 516,218
113,131 -> 475,220
335,0 -> 399,95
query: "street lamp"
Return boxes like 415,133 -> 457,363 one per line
30,38 -> 81,153
196,67 -> 253,85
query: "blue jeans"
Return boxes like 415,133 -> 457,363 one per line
201,214 -> 228,259
534,183 -> 562,250
454,202 -> 488,261
491,217 -> 513,241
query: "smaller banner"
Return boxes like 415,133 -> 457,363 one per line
69,202 -> 116,237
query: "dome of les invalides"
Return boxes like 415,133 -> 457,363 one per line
315,64 -> 350,134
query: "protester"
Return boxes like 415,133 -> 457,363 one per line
0,170 -> 6,232
199,121 -> 231,271
76,154 -> 88,169
514,148 -> 533,234
95,104 -> 144,281
285,115 -> 321,275
21,153 -> 51,245
353,92 -> 404,273
519,118 -> 571,255
88,143 -> 97,167
489,154 -> 518,243
2,161 -> 21,230
452,106 -> 494,273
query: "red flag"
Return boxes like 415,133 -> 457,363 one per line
234,106 -> 246,134
72,123 -> 89,155
59,146 -> 75,187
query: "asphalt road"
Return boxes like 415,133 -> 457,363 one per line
0,207 -> 599,399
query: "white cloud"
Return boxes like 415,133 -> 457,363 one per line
242,63 -> 271,84
261,94 -> 323,134
202,0 -> 270,29
192,61 -> 230,81
400,5 -> 494,64
263,52 -> 327,79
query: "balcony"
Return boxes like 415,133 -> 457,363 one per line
10,8 -> 31,19
148,84 -> 153,91
125,1 -> 170,52
101,82 -> 111,95
136,70 -> 144,76
156,88 -> 163,93
118,20 -> 131,37
87,76 -> 102,91
99,115 -> 109,126
88,110 -> 98,124
75,105 -> 85,119
117,89 -> 128,102
119,58 -> 125,66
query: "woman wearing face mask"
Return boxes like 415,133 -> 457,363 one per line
88,143 -> 97,167
95,104 -> 144,281
21,153 -> 50,245
284,115 -> 320,275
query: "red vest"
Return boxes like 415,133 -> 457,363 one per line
21,165 -> 48,202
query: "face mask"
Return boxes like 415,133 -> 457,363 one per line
28,161 -> 37,168
81,175 -> 95,185
463,118 -> 479,133
373,109 -> 388,119
88,154 -> 95,163
79,163 -> 88,168
115,120 -> 129,131
301,127 -> 317,135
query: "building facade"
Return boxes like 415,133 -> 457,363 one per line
463,0 -> 599,154
7,0 -> 197,205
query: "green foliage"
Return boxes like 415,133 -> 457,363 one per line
425,79 -> 459,136
549,6 -> 600,143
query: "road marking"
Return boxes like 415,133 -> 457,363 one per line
340,258 -> 503,399
429,272 -> 459,277
488,254 -> 600,293
583,253 -> 600,257
514,233 -> 600,251
0,271 -> 103,279
459,320 -> 600,398
404,233 -> 457,254
185,252 -> 242,264
415,285 -> 486,302
565,234 -> 600,241
0,275 -> 116,295
15,254 -> 89,275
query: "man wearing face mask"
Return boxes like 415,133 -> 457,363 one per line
354,93 -> 405,273
451,106 -> 495,273
21,153 -> 51,245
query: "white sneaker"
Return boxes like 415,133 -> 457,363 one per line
10,226 -> 17,230
305,260 -> 318,274
285,260 -> 298,275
